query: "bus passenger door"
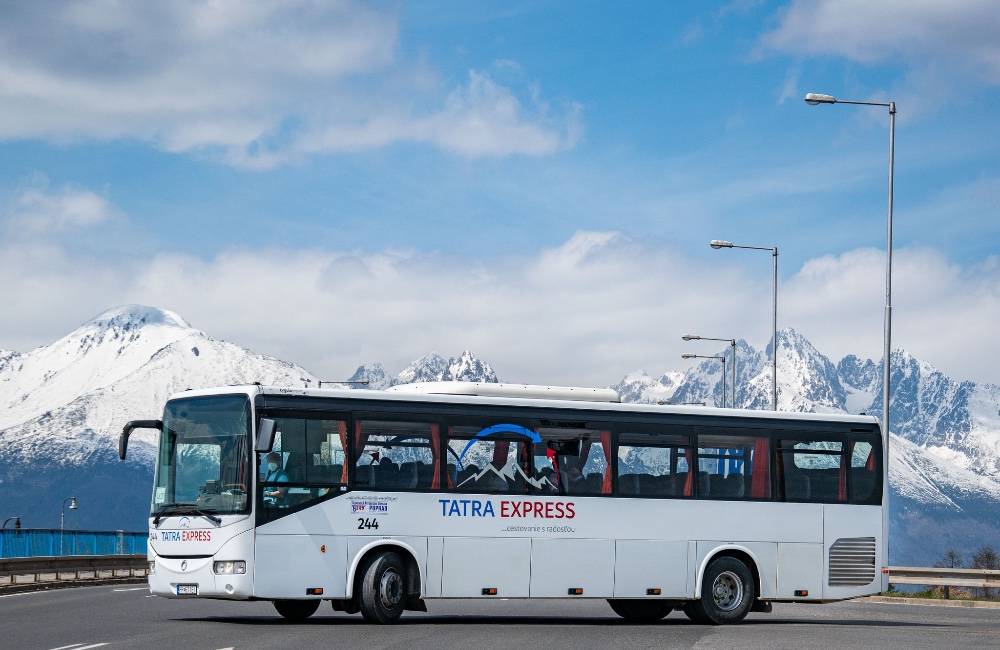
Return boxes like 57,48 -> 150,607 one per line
441,537 -> 531,597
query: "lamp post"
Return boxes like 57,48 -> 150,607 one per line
1,516 -> 20,530
805,91 -> 895,583
681,353 -> 727,408
709,240 -> 779,410
60,496 -> 78,555
683,335 -> 737,408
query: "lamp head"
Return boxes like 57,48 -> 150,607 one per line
681,353 -> 697,359
68,497 -> 78,510
681,335 -> 700,341
804,92 -> 837,105
709,240 -> 734,249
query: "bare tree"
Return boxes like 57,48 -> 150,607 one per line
971,546 -> 998,599
935,549 -> 963,599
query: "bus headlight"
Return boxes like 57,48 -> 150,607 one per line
213,560 -> 246,575
148,560 -> 155,575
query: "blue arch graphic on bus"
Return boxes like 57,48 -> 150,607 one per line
453,424 -> 541,481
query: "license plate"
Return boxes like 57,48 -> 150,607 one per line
176,584 -> 198,596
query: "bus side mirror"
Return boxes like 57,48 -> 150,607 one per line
120,420 -> 162,460
256,418 -> 277,452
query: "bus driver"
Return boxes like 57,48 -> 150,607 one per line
262,452 -> 288,505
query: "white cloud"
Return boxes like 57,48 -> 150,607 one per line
763,0 -> 1000,76
761,0 -> 1000,115
297,71 -> 581,161
0,1 -> 579,167
784,247 -> 1000,381
0,212 -> 996,386
3,184 -> 120,234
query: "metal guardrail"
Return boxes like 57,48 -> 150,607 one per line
0,554 -> 147,587
0,528 -> 147,558
887,566 -> 1000,588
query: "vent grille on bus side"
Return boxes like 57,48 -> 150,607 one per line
828,537 -> 877,587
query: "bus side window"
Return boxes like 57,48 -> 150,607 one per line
353,420 -> 437,491
446,423 -> 531,494
777,439 -> 843,503
616,431 -> 691,498
534,427 -> 611,496
696,433 -> 771,500
849,439 -> 879,504
258,417 -> 346,520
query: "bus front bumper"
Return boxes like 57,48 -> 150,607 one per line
148,554 -> 253,599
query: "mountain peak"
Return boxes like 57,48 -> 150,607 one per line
85,305 -> 191,331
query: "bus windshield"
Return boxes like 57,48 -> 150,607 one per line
151,394 -> 251,517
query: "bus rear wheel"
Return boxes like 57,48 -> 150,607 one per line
273,599 -> 320,621
607,599 -> 673,622
684,556 -> 755,625
359,551 -> 406,624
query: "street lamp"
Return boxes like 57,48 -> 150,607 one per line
805,90 -> 895,585
681,353 -> 727,408
2,516 -> 20,530
60,496 -> 78,555
683,335 -> 737,408
709,240 -> 779,410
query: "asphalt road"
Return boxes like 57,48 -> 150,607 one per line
2,585 -> 999,650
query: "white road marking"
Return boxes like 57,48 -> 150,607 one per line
0,590 -> 48,599
73,644 -> 108,650
111,587 -> 147,592
49,644 -> 84,650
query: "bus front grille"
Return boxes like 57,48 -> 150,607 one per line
828,537 -> 876,587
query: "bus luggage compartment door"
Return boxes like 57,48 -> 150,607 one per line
254,534 -> 349,599
441,537 -> 530,597
530,538 -> 614,597
613,540 -> 688,597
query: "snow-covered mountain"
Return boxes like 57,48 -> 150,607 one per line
615,328 -> 1000,482
613,328 -> 1000,565
0,306 -> 321,527
1,307 -> 997,566
347,351 -> 499,389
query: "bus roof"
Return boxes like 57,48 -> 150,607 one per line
169,383 -> 880,426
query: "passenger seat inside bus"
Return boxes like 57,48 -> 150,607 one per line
783,470 -> 811,500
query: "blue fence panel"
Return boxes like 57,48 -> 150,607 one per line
0,529 -> 148,558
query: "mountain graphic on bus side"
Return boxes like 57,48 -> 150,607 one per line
456,458 -> 559,492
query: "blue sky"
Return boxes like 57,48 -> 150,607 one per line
0,1 -> 997,384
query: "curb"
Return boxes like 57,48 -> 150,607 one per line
0,576 -> 145,595
864,595 -> 1000,609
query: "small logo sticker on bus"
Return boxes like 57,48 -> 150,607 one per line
349,496 -> 394,513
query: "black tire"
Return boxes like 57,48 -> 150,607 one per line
607,599 -> 673,622
684,556 -> 755,625
682,600 -> 711,624
358,551 -> 406,624
273,599 -> 320,621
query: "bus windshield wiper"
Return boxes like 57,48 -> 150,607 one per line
153,503 -> 223,527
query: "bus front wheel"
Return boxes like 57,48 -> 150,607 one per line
607,599 -> 673,622
684,556 -> 755,625
273,599 -> 320,621
359,551 -> 406,624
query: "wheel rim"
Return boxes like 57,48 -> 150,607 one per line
379,567 -> 403,609
711,570 -> 744,612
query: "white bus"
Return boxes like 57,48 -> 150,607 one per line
119,381 -> 885,625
